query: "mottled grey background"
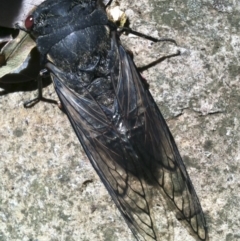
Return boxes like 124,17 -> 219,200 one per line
0,0 -> 240,240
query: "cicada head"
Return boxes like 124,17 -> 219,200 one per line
24,0 -> 104,38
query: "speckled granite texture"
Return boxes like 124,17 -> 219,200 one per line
0,0 -> 240,240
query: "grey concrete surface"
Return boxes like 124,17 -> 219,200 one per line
0,0 -> 240,240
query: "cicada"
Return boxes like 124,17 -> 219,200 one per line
18,0 -> 208,240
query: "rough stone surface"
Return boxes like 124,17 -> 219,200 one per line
0,0 -> 240,240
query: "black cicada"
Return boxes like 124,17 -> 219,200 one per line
18,0 -> 208,240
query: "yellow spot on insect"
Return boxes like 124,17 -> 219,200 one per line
107,5 -> 127,27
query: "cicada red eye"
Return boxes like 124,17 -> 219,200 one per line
25,15 -> 34,30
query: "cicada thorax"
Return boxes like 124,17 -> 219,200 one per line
29,1 -> 117,109
47,25 -> 112,74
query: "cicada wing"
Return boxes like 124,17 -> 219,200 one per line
115,44 -> 208,241
120,49 -> 208,240
46,34 -> 207,241
49,70 -> 160,241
